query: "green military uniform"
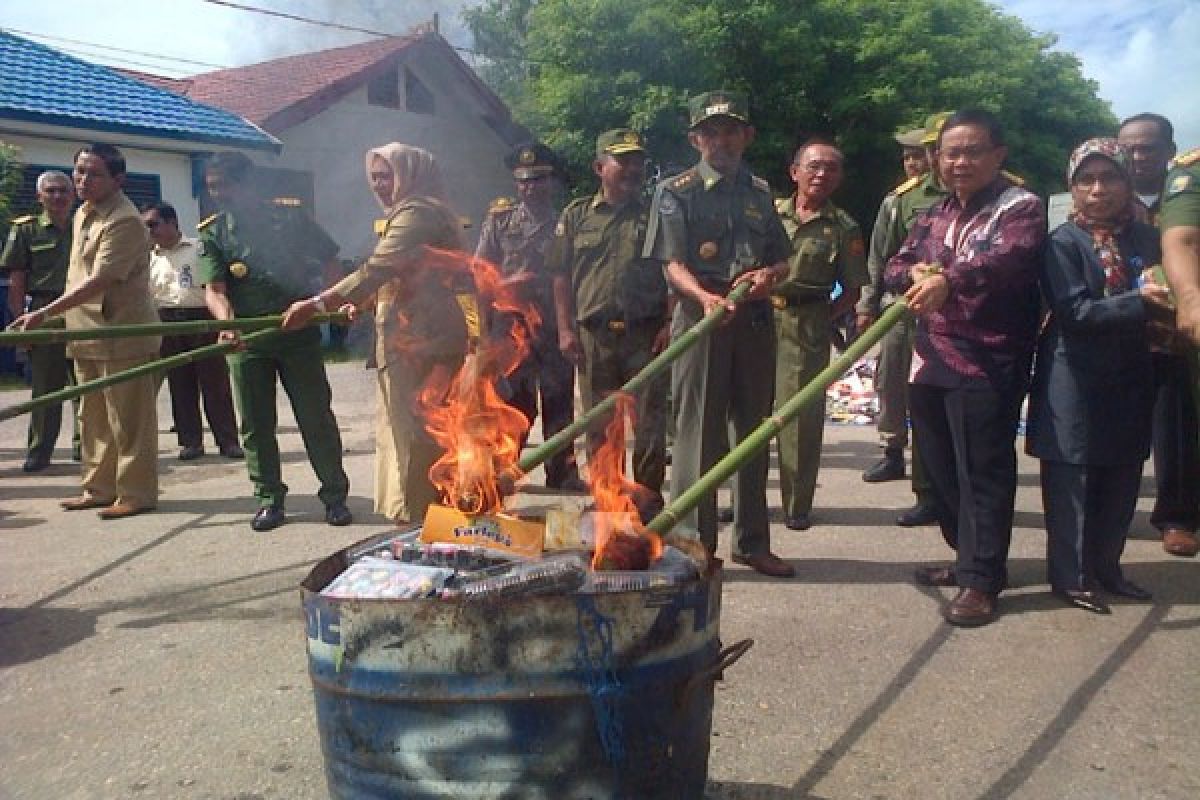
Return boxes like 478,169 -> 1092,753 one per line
549,177 -> 669,506
1160,148 -> 1200,231
1,212 -> 78,464
196,204 -> 349,511
857,170 -> 948,498
773,196 -> 867,519
644,147 -> 790,556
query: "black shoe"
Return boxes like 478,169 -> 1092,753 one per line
1098,577 -> 1152,600
1053,589 -> 1111,615
219,444 -> 245,459
178,445 -> 205,461
22,453 -> 51,473
863,454 -> 905,483
718,507 -> 734,524
325,502 -> 353,527
896,502 -> 938,527
785,513 -> 811,531
251,505 -> 285,532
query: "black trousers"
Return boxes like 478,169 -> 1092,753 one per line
1040,460 -> 1142,591
159,307 -> 239,449
910,382 -> 1024,594
1149,352 -> 1199,533
509,339 -> 579,488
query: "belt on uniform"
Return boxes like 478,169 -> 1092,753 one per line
770,294 -> 826,310
582,317 -> 664,333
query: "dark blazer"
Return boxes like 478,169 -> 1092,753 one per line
1026,219 -> 1160,465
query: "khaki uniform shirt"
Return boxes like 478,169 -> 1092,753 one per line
773,196 -> 867,301
1160,149 -> 1200,231
1,211 -> 72,297
149,237 -> 206,308
196,203 -> 339,317
858,172 -> 948,315
547,192 -> 667,324
644,160 -> 789,284
64,191 -> 159,360
333,198 -> 468,369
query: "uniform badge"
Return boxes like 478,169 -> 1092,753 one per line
745,206 -> 762,220
657,192 -> 680,216
698,241 -> 719,260
623,131 -> 639,144
1166,173 -> 1194,197
229,261 -> 248,278
519,148 -> 536,165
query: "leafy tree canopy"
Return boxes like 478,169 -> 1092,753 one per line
464,0 -> 1115,225
0,141 -> 22,224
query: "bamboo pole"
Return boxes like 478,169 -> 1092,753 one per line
0,327 -> 289,422
0,312 -> 349,346
498,281 -> 754,490
645,300 -> 910,536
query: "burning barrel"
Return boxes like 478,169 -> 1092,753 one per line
301,526 -> 739,799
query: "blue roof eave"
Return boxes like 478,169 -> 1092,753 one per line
2,108 -> 282,154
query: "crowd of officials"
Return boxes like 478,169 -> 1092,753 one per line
5,91 -> 1200,627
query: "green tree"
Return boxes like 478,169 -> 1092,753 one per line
0,141 -> 22,223
464,0 -> 1115,224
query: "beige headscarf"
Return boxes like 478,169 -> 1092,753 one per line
365,142 -> 451,212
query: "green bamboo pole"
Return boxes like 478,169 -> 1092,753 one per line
646,300 -> 910,536
0,312 -> 349,346
0,327 -> 288,422
498,281 -> 754,490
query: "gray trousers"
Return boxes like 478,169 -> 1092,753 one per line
671,298 -> 775,557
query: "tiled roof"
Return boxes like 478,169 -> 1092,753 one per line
0,30 -> 279,151
184,34 -> 422,131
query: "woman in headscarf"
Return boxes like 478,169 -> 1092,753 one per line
283,143 -> 470,523
1026,138 -> 1174,613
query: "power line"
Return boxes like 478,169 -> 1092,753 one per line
2,26 -> 229,70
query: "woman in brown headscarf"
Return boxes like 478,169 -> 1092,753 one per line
283,143 -> 470,523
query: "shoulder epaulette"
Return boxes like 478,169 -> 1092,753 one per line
892,176 -> 922,196
197,212 -> 223,231
670,170 -> 699,191
1173,148 -> 1200,169
751,175 -> 771,193
10,214 -> 35,225
1001,170 -> 1026,187
487,196 -> 516,214
774,196 -> 791,214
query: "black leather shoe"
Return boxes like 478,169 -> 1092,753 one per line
325,502 -> 353,527
718,507 -> 734,524
915,565 -> 957,587
1099,577 -> 1152,600
178,445 -> 204,461
22,453 -> 50,473
219,444 -> 245,459
1053,589 -> 1111,615
251,505 -> 285,532
785,513 -> 811,531
896,502 -> 938,527
862,454 -> 905,483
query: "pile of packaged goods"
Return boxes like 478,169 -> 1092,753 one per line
320,525 -> 706,601
826,357 -> 878,425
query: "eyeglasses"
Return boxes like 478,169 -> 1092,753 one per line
940,146 -> 997,163
794,161 -> 842,174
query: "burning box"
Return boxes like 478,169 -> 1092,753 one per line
420,503 -> 546,558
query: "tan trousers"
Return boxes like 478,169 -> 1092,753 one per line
75,357 -> 159,507
374,364 -> 441,524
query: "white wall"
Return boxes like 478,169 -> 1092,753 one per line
0,131 -> 201,233
251,48 -> 516,263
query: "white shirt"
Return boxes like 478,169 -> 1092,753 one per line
149,236 -> 207,308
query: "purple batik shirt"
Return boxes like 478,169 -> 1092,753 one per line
884,176 -> 1045,389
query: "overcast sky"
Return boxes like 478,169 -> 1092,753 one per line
3,0 -> 1197,147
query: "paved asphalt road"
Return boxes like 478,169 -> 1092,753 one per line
1,361 -> 1197,799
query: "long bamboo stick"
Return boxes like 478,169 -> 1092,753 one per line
498,281 -> 754,490
0,312 -> 350,346
645,300 -> 910,535
0,327 -> 288,422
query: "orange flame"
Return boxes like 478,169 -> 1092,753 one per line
589,393 -> 663,570
396,247 -> 541,513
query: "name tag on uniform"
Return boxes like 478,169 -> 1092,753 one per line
744,206 -> 763,220
30,242 -> 56,252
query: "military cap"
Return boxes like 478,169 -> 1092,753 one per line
921,111 -> 954,145
596,128 -> 646,158
688,90 -> 750,129
894,127 -> 926,148
505,142 -> 559,180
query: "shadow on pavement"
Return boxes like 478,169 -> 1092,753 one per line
0,606 -> 97,668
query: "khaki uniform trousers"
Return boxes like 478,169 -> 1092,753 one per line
774,301 -> 830,518
74,356 -> 159,507
374,362 -> 444,524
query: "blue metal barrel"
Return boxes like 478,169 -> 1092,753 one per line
301,531 -> 736,799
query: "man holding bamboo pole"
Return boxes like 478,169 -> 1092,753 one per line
9,144 -> 161,519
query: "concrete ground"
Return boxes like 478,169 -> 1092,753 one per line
0,361 -> 1197,800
